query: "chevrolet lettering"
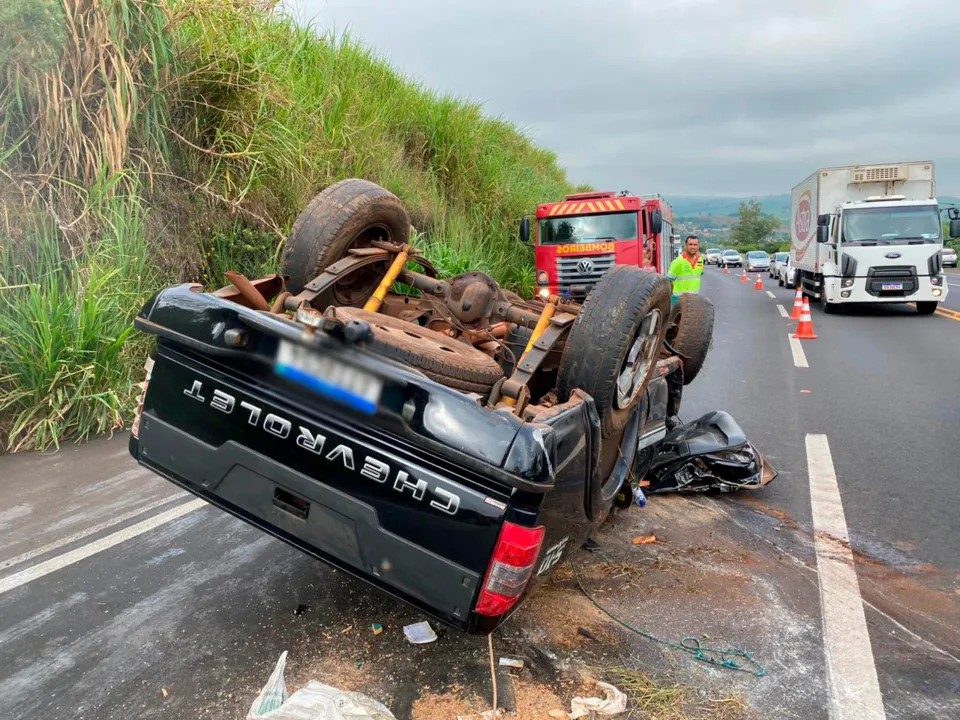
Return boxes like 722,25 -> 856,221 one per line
183,379 -> 461,516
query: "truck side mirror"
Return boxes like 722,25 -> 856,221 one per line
519,216 -> 530,245
817,224 -> 829,244
650,209 -> 663,235
950,219 -> 960,239
817,214 -> 830,227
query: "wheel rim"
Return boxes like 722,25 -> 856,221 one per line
332,224 -> 393,306
616,308 -> 662,409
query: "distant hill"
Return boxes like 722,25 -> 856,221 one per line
669,194 -> 960,223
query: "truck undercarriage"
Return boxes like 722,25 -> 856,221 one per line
129,179 -> 775,632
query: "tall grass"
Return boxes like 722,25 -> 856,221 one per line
0,0 -> 579,450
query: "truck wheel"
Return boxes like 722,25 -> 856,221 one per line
281,179 -> 410,304
664,293 -> 715,385
916,301 -> 938,315
333,308 -> 504,394
557,266 -> 670,438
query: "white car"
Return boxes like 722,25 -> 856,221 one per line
779,256 -> 798,288
705,248 -> 723,265
943,247 -> 958,268
719,250 -> 742,268
769,252 -> 789,279
745,251 -> 771,272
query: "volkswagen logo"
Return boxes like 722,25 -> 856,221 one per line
577,258 -> 595,274
885,252 -> 901,259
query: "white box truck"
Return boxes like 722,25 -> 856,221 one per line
790,161 -> 959,314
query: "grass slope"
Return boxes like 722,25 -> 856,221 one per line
0,0 -> 578,450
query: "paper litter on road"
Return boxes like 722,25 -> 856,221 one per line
569,681 -> 627,719
402,621 -> 437,644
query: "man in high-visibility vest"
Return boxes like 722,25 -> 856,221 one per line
667,234 -> 704,304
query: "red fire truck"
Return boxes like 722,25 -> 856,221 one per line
520,191 -> 678,299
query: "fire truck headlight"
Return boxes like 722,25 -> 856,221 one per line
536,270 -> 549,286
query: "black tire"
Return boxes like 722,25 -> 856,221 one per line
778,274 -> 784,287
664,293 -> 715,385
821,282 -> 837,314
557,266 -> 670,438
281,179 -> 410,305
916,301 -> 938,315
333,308 -> 503,394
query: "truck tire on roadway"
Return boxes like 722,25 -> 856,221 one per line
557,266 -> 670,438
333,308 -> 504,394
916,301 -> 938,315
281,179 -> 410,304
664,293 -> 715,385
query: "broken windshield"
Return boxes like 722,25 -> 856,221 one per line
538,212 -> 638,245
842,206 -> 941,245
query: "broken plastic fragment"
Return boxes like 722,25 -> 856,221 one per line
403,621 -> 437,644
631,534 -> 657,545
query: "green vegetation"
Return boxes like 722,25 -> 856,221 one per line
0,0 -> 577,450
729,200 -> 788,253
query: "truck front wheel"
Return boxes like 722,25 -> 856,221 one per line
916,301 -> 938,315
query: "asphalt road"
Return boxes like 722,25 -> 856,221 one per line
1,271 -> 958,719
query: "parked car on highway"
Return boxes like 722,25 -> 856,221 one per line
705,248 -> 723,265
780,256 -> 797,288
745,251 -> 770,273
770,252 -> 789,279
719,250 -> 742,268
943,247 -> 958,268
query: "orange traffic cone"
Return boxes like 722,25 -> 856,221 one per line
754,274 -> 763,290
793,298 -> 817,339
790,288 -> 803,320
740,270 -> 749,283
724,265 -> 730,275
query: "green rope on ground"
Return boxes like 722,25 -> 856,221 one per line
572,563 -> 767,678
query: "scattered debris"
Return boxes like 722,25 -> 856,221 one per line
161,688 -> 168,698
632,534 -> 657,545
577,627 -> 600,643
403,621 -> 437,644
498,657 -> 524,670
548,710 -> 569,719
371,623 -> 383,636
569,681 -> 627,719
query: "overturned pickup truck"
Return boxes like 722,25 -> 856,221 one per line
130,179 -> 775,633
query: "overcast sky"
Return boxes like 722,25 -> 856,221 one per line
292,0 -> 960,197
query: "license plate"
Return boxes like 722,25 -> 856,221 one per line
274,340 -> 381,414
881,282 -> 903,291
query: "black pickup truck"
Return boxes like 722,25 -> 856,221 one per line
130,180 -> 774,634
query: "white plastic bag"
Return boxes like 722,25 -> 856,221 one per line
248,651 -> 289,718
569,680 -> 627,718
257,681 -> 396,720
247,651 -> 396,720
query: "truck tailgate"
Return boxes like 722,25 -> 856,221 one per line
133,344 -> 511,629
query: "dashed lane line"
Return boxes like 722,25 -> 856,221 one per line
777,304 -> 789,318
0,498 -> 206,596
807,435 -> 887,720
766,290 -> 776,299
789,336 -> 809,368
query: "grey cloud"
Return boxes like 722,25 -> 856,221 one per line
292,0 -> 960,196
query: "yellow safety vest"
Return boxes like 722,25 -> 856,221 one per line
667,254 -> 704,298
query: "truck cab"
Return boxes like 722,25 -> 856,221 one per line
816,197 -> 947,310
522,192 -> 676,300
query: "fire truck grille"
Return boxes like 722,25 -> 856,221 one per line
556,254 -> 616,296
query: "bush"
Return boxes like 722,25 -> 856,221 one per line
0,0 -> 578,450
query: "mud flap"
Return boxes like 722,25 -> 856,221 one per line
644,410 -> 778,493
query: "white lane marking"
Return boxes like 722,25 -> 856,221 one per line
789,336 -> 809,368
807,435 -> 887,720
0,491 -> 189,571
0,499 -> 206,596
766,290 -> 777,299
777,304 -> 789,318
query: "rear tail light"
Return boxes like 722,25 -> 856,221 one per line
474,521 -> 544,616
131,357 -> 154,439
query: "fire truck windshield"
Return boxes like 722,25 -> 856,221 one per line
538,212 -> 638,246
